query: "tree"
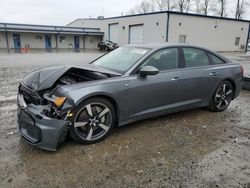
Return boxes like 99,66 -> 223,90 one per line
194,0 -> 202,14
137,1 -> 151,13
128,0 -> 155,14
175,0 -> 192,13
154,0 -> 175,11
186,0 -> 192,13
235,0 -> 250,19
155,0 -> 165,11
195,0 -> 210,15
201,0 -> 210,15
217,0 -> 227,17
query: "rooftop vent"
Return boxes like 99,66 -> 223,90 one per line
97,16 -> 104,19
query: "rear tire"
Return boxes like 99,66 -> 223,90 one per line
208,81 -> 234,112
69,98 -> 116,144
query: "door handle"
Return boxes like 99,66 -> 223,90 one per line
171,77 -> 181,81
209,72 -> 217,76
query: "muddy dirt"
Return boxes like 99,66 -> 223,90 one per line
0,52 -> 250,188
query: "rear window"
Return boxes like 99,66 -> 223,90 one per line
209,53 -> 225,64
183,48 -> 209,68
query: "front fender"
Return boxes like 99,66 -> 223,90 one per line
61,81 -> 129,123
74,91 -> 117,106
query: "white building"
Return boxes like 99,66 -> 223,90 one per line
68,11 -> 250,52
0,11 -> 249,53
0,23 -> 103,53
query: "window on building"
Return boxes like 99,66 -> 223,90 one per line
183,48 -> 209,68
209,53 -> 225,64
235,37 -> 240,46
59,36 -> 66,42
36,35 -> 43,40
179,35 -> 187,43
143,48 -> 179,71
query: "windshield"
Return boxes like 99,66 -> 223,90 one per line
92,47 -> 150,73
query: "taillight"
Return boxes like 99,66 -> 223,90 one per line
240,65 -> 244,76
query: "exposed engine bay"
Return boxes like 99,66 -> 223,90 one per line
20,67 -> 115,104
57,68 -> 110,86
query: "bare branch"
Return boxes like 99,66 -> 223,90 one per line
154,0 -> 175,11
235,0 -> 250,19
130,0 -> 155,14
194,0 -> 202,14
175,0 -> 192,13
218,0 -> 227,17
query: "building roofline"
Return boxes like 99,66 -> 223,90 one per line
0,28 -> 104,35
71,11 -> 250,24
0,22 -> 100,30
168,11 -> 250,23
66,18 -> 105,27
66,19 -> 82,26
0,22 -> 103,35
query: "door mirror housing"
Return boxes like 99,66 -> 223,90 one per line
139,66 -> 159,76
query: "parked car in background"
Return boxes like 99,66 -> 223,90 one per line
97,40 -> 118,51
17,44 -> 243,151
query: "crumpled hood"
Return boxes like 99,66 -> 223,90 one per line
22,64 -> 121,91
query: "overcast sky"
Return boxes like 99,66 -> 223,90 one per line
0,0 -> 142,25
0,0 -> 249,26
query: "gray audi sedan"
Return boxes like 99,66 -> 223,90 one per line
17,44 -> 243,151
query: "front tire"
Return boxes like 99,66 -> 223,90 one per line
208,81 -> 234,112
69,98 -> 116,144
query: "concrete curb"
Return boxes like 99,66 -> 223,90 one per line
242,76 -> 250,90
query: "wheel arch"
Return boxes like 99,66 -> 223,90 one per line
223,78 -> 236,99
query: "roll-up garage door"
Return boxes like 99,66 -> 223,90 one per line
129,24 -> 143,44
109,23 -> 119,43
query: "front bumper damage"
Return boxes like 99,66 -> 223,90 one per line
17,94 -> 71,151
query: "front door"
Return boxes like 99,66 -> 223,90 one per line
13,34 -> 21,53
74,36 -> 80,52
128,47 -> 182,119
45,35 -> 52,52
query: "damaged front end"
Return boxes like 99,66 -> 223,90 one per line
17,65 -> 120,151
17,81 -> 74,151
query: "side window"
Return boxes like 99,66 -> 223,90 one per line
183,48 -> 209,68
209,53 -> 225,64
143,48 -> 179,71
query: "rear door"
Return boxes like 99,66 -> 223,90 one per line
179,47 -> 222,106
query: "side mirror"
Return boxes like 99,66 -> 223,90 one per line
139,66 -> 159,76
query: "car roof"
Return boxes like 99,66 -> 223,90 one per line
124,43 -> 230,62
125,43 -> 209,50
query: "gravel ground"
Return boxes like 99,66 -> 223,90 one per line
0,52 -> 250,188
